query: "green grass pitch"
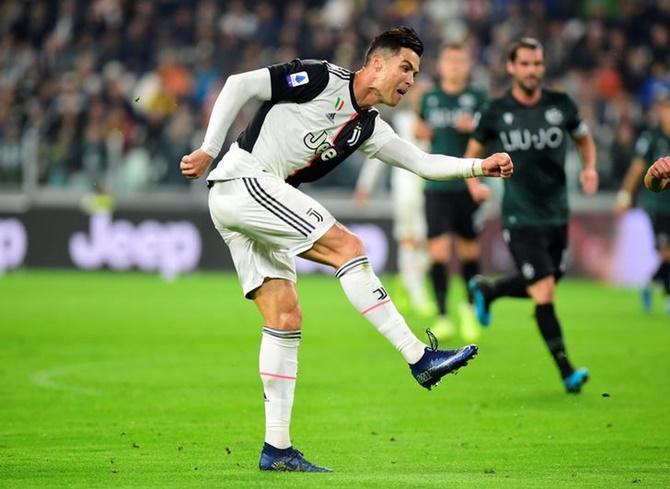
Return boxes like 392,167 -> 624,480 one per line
1,271 -> 669,488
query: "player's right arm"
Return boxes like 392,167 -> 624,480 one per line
644,156 -> 670,192
463,138 -> 492,202
180,68 -> 272,179
614,156 -> 646,213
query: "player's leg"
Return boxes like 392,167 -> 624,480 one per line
301,222 -> 478,389
526,225 -> 587,393
456,237 -> 481,342
424,191 -> 455,339
251,279 -> 330,472
392,169 -> 432,315
649,213 -> 670,313
427,233 -> 455,340
468,228 -> 529,326
208,177 -> 332,471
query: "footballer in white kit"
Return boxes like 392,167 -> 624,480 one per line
179,27 -> 513,473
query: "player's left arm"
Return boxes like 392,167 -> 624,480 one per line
644,156 -> 670,192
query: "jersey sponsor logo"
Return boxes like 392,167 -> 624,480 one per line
427,108 -> 469,128
458,93 -> 476,108
499,127 -> 564,152
303,130 -> 338,161
286,71 -> 309,87
503,112 -> 514,125
326,112 -> 336,122
544,107 -> 563,125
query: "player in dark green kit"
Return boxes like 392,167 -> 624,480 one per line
414,42 -> 488,342
615,97 -> 670,314
465,38 -> 598,393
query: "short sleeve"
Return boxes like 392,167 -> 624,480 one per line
634,131 -> 653,162
563,94 -> 588,137
471,102 -> 495,143
267,59 -> 330,103
359,116 -> 398,158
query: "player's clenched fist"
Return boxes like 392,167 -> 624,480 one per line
645,156 -> 670,192
481,152 -> 514,178
180,149 -> 214,180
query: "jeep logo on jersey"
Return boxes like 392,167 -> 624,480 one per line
286,71 -> 309,87
545,107 -> 563,125
303,130 -> 337,161
499,127 -> 564,152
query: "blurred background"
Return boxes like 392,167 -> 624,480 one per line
0,0 -> 668,282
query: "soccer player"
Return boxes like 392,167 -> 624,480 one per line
644,155 -> 670,192
414,42 -> 488,342
615,99 -> 670,313
464,37 -> 597,394
180,27 -> 513,471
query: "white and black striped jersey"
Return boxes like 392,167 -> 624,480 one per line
207,59 -> 397,187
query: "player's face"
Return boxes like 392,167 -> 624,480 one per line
507,47 -> 545,95
439,47 -> 470,86
375,47 -> 421,106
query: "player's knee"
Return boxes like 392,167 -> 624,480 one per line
343,232 -> 365,259
277,302 -> 302,330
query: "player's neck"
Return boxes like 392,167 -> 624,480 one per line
352,69 -> 380,109
440,79 -> 465,94
511,85 -> 542,106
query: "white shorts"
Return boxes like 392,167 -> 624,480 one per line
208,174 -> 335,298
391,167 -> 426,241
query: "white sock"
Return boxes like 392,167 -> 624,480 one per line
336,256 -> 426,364
398,245 -> 429,306
259,326 -> 300,449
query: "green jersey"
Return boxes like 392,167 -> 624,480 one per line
473,89 -> 586,227
419,85 -> 488,192
634,128 -> 670,215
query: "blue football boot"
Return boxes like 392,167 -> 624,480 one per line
563,367 -> 589,394
468,275 -> 492,327
259,443 -> 331,472
410,329 -> 479,390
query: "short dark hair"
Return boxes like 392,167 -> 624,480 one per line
507,37 -> 543,62
365,26 -> 424,64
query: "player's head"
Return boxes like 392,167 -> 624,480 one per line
363,26 -> 423,106
506,37 -> 545,95
438,42 -> 471,87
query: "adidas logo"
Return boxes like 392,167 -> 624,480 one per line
326,112 -> 336,122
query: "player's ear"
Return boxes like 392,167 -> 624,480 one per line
505,59 -> 515,76
371,52 -> 384,72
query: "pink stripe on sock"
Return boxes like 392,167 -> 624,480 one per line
361,298 -> 392,315
260,371 -> 297,380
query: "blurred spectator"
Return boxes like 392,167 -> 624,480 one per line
0,0 -> 668,193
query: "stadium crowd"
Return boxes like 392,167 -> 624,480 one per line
0,0 -> 669,192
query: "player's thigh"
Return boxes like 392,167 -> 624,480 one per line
451,190 -> 480,241
424,191 -> 452,240
650,212 -> 670,253
393,194 -> 427,244
504,226 -> 555,286
547,225 -> 569,282
217,228 -> 297,300
209,176 -> 335,257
